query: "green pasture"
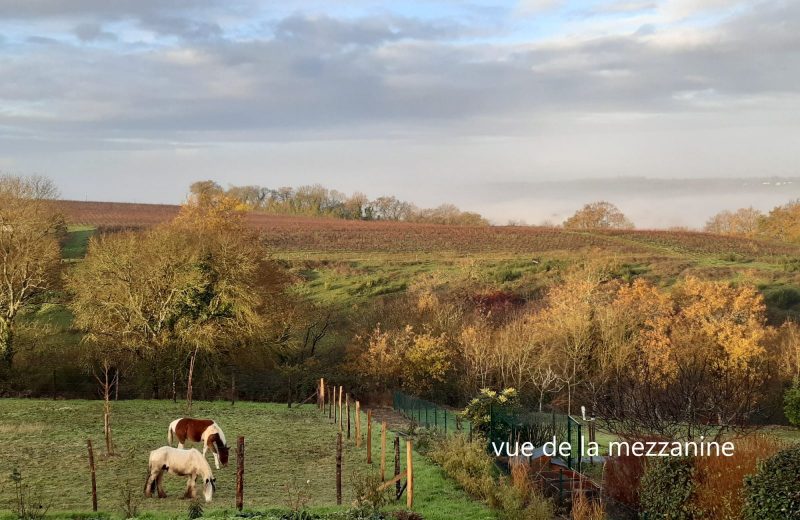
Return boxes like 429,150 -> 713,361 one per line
0,399 -> 494,520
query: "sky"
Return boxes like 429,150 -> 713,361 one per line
0,0 -> 798,226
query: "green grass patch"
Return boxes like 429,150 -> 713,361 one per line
0,400 -> 493,520
62,226 -> 95,260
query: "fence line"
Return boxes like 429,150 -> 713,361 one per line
392,391 -> 471,437
393,390 -> 584,471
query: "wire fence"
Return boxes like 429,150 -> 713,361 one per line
487,407 -> 583,471
393,391 -> 472,437
394,391 -> 584,471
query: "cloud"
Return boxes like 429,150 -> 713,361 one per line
0,0 -> 798,216
73,22 -> 117,42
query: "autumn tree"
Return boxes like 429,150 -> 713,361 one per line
563,201 -> 634,230
704,207 -> 763,237
759,200 -> 800,243
532,271 -> 603,415
0,175 -> 64,366
588,277 -> 773,440
69,185 -> 278,411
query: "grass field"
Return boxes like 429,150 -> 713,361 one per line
0,400 -> 494,520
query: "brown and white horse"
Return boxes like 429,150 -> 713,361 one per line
168,418 -> 229,469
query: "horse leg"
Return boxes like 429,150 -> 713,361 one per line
212,449 -> 220,470
184,475 -> 196,499
144,471 -> 155,498
178,440 -> 185,449
157,469 -> 167,498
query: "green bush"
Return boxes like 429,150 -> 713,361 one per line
429,435 -> 553,519
743,444 -> 800,520
639,457 -> 698,520
785,382 -> 800,427
766,286 -> 800,309
429,435 -> 496,501
461,388 -> 521,439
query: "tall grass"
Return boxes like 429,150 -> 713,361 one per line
692,434 -> 785,520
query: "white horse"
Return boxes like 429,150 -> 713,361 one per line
145,446 -> 216,502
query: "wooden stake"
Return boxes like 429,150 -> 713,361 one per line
355,401 -> 362,447
87,439 -> 97,512
236,436 -> 245,511
394,436 -> 401,497
380,421 -> 387,481
333,386 -> 338,424
336,432 -> 343,505
367,410 -> 373,464
406,439 -> 414,508
328,385 -> 333,419
319,378 -> 325,410
338,386 -> 343,432
346,394 -> 351,439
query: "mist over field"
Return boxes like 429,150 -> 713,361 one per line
455,177 -> 800,228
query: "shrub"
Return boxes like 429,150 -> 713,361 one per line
602,454 -> 646,511
766,286 -> 800,309
429,435 -> 496,501
430,436 -> 553,519
743,444 -> 800,520
495,464 -> 554,520
461,388 -> 521,438
349,470 -> 393,511
785,381 -> 800,427
8,467 -> 49,520
639,457 -> 697,520
571,492 -> 605,520
693,434 -> 785,520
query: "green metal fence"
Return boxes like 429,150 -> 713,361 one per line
394,391 -> 584,471
393,391 -> 472,437
487,406 -> 583,469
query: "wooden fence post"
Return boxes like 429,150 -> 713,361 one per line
394,435 -> 400,497
230,368 -> 236,406
355,401 -> 362,447
406,439 -> 414,509
333,386 -> 338,424
336,432 -> 343,505
380,421 -> 387,481
338,386 -> 343,432
236,436 -> 245,511
319,378 -> 325,410
346,394 -> 351,440
87,439 -> 97,512
328,385 -> 333,419
367,410 -> 372,464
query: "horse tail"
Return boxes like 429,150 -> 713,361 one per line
167,425 -> 173,445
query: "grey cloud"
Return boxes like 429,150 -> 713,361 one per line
0,1 -> 798,146
73,22 -> 117,42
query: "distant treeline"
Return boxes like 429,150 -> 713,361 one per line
194,180 -> 489,226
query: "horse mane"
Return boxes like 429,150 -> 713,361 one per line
211,434 -> 225,450
211,423 -> 227,446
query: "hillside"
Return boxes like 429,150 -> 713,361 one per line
58,200 -> 800,258
57,200 -> 800,318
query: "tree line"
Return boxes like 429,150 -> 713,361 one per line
194,180 -> 489,226
704,202 -> 800,242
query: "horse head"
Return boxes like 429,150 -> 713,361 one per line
203,477 -> 215,503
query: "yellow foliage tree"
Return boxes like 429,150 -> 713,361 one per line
563,201 -> 634,230
758,200 -> 800,243
704,207 -> 763,237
